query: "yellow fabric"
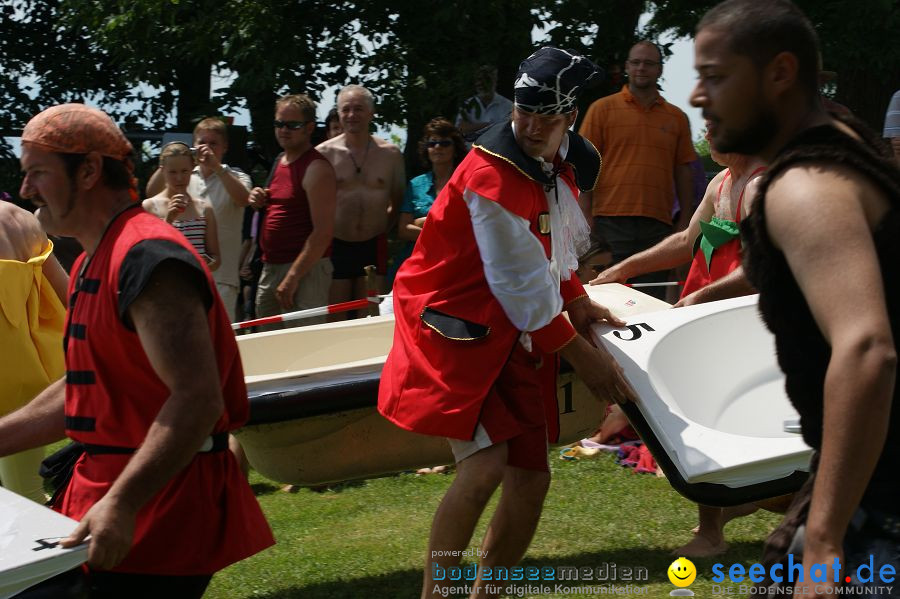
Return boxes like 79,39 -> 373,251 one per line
0,447 -> 46,503
0,240 -> 66,415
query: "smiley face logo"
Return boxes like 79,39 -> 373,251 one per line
668,557 -> 697,587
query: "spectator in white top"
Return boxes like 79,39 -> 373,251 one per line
456,65 -> 513,142
147,118 -> 252,321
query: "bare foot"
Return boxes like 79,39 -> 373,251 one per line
416,465 -> 453,475
690,503 -> 758,534
674,534 -> 728,558
722,503 -> 759,525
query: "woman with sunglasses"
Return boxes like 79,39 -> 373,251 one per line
143,142 -> 221,271
392,118 -> 467,275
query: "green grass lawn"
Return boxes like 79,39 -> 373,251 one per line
204,452 -> 781,599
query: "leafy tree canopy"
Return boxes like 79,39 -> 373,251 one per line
0,0 -> 647,178
649,0 -> 900,131
1,0 -> 896,193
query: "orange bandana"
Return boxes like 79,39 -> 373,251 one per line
22,104 -> 133,166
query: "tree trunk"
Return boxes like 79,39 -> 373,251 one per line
244,86 -> 279,164
398,0 -> 535,174
576,0 -> 644,129
174,59 -> 215,132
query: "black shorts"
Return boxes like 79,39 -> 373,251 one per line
330,235 -> 387,280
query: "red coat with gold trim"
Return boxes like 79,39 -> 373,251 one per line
378,123 -> 599,440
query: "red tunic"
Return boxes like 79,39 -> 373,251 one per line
260,148 -> 331,263
378,143 -> 587,441
60,205 -> 273,575
681,167 -> 765,299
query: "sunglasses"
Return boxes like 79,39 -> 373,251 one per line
626,59 -> 660,68
426,140 -> 453,148
273,120 -> 308,130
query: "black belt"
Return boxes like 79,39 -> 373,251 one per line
41,433 -> 230,507
83,432 -> 229,456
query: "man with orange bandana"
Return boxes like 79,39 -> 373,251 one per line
379,48 -> 635,599
0,104 -> 273,598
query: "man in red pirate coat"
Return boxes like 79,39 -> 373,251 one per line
0,104 -> 273,598
378,48 -> 635,599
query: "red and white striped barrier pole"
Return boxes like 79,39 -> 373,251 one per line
233,265 -> 385,331
231,296 -> 383,331
624,281 -> 685,288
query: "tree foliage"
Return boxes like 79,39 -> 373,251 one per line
648,0 -> 900,132
55,0 -> 366,158
0,1 -> 598,174
1,0 -> 897,197
534,0 -> 645,125
0,1 -> 134,132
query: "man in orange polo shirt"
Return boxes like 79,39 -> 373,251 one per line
578,41 -> 697,299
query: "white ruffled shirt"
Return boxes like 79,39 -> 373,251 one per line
462,125 -> 590,349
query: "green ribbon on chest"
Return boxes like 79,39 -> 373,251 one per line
698,216 -> 740,270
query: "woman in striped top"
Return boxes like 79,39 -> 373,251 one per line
143,142 -> 220,271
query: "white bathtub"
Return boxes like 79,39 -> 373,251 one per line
0,487 -> 87,598
233,284 -> 669,485
594,294 -> 812,505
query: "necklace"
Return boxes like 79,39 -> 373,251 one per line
348,138 -> 372,176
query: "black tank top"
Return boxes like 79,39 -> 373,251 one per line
742,115 -> 900,513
